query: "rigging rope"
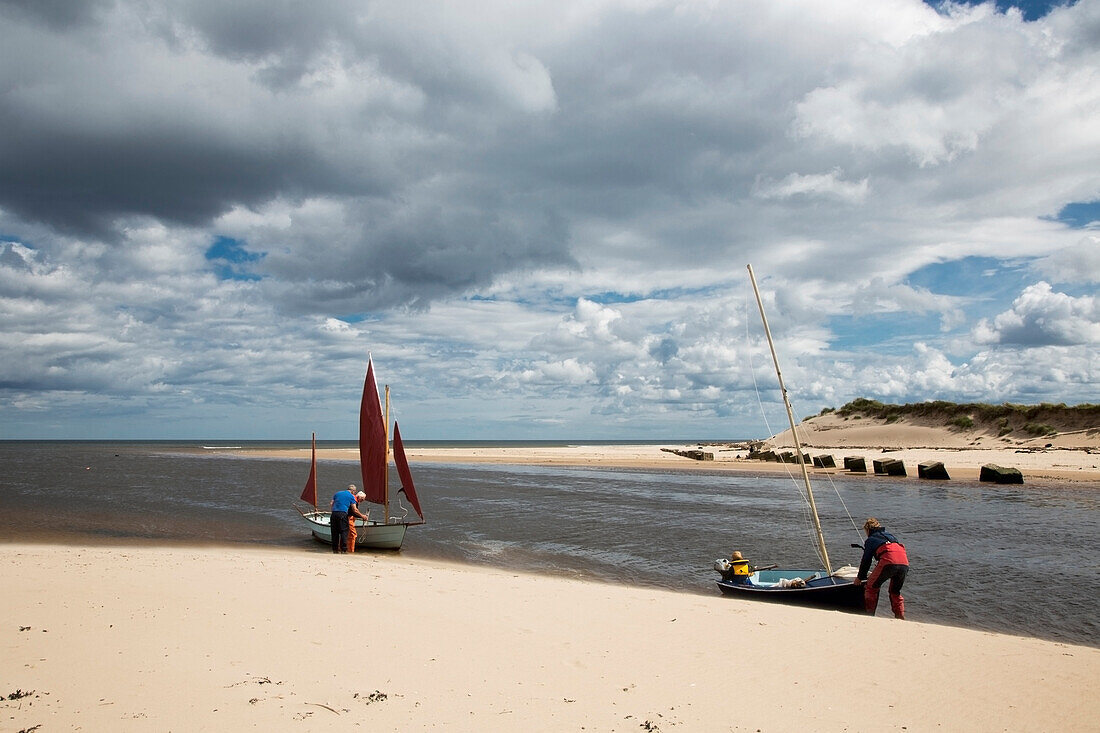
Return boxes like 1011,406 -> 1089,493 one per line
744,295 -> 823,566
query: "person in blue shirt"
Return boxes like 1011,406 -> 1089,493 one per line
346,490 -> 370,552
330,484 -> 363,554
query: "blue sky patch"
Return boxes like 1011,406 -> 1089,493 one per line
824,258 -> 1038,354
587,285 -> 722,306
205,236 -> 263,281
341,313 -> 370,323
1054,201 -> 1100,229
586,291 -> 647,305
1,233 -> 27,245
827,311 -> 951,355
905,256 -> 1030,298
922,0 -> 1075,21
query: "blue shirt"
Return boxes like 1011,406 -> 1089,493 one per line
331,490 -> 357,514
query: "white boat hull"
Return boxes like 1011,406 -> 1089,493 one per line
298,510 -> 410,550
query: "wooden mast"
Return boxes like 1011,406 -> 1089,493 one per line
747,264 -> 832,574
384,384 -> 391,524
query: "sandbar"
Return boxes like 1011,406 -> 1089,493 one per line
236,416 -> 1100,486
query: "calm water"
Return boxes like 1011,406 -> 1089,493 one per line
1,441 -> 1097,647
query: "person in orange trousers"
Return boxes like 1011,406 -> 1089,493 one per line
347,490 -> 369,553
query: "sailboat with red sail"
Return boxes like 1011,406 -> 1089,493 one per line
294,356 -> 425,549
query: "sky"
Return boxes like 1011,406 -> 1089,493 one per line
0,0 -> 1097,441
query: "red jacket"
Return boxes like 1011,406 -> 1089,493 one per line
858,528 -> 909,579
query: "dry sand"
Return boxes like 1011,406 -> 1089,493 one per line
3,543 -> 1098,732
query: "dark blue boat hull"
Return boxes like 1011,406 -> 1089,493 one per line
717,573 -> 869,613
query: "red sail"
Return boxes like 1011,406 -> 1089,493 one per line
299,432 -> 318,508
359,358 -> 388,505
392,422 -> 423,519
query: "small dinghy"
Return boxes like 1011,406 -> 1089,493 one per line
712,266 -> 868,613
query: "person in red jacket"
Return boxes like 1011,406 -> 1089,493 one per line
855,517 -> 909,619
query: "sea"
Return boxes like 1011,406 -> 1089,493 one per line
1,440 -> 1097,648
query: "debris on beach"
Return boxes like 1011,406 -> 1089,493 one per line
225,676 -> 282,688
660,447 -> 714,461
354,690 -> 389,704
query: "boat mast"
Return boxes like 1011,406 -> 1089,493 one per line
384,384 -> 391,524
747,264 -> 832,574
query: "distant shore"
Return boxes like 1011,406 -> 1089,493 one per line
3,544 -> 1098,731
236,415 -> 1100,485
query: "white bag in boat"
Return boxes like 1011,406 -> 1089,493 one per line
775,577 -> 807,588
831,565 -> 859,579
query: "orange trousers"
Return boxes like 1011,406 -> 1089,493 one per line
346,517 -> 357,553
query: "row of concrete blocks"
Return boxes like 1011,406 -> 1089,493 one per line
749,450 -> 1024,484
842,457 -> 1023,484
843,456 -> 924,477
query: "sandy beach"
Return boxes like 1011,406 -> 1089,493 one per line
404,441 -> 1100,484
228,405 -> 1100,485
240,418 -> 1100,486
3,543 -> 1098,732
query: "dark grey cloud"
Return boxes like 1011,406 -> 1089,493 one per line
0,120 -> 360,238
259,199 -> 574,314
172,1 -> 349,60
0,0 -> 573,309
0,0 -> 112,29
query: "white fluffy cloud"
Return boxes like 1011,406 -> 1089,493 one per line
974,282 -> 1100,346
0,0 -> 1097,438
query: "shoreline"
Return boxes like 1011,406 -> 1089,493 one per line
3,543 -> 1098,731
0,531 -> 1085,649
